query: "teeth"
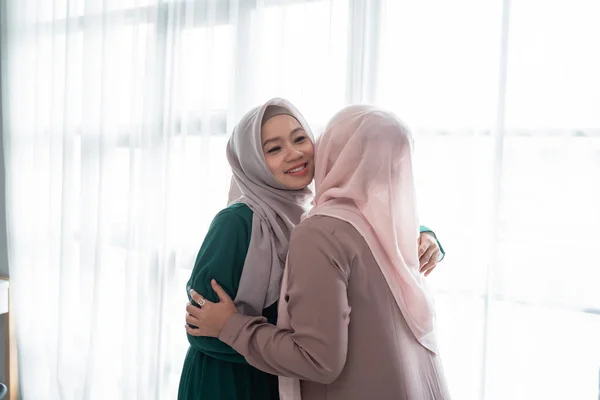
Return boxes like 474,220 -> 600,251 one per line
287,164 -> 306,173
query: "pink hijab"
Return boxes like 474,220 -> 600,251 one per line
308,104 -> 437,351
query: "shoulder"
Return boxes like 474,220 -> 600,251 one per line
204,203 -> 254,244
290,216 -> 357,273
293,215 -> 357,243
212,203 -> 253,226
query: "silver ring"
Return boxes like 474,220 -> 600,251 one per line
197,298 -> 206,307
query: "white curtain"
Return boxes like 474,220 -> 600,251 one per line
1,0 -> 600,399
375,1 -> 600,399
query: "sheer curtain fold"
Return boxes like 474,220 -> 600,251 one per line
2,0 -> 349,398
2,0 -> 600,399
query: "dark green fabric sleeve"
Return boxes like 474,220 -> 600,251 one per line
186,203 -> 253,364
419,225 -> 445,260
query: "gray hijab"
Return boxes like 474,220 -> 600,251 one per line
227,98 -> 314,316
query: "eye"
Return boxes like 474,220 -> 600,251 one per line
267,146 -> 281,154
294,136 -> 306,143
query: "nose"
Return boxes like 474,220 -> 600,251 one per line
284,147 -> 303,163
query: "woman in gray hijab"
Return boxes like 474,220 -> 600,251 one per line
178,98 -> 315,400
179,98 -> 445,400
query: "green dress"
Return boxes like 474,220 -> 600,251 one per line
178,203 -> 279,400
178,202 -> 445,400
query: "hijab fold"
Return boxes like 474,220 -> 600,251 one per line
306,105 -> 437,352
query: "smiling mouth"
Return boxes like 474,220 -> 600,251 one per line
285,162 -> 308,174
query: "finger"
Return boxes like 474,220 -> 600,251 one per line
419,252 -> 431,269
189,290 -> 212,308
185,312 -> 201,327
418,236 -> 427,257
211,279 -> 233,303
419,247 -> 437,271
432,249 -> 441,263
422,259 -> 437,276
424,264 -> 437,277
186,302 -> 208,317
185,324 -> 205,337
417,233 -> 430,257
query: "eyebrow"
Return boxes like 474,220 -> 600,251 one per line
290,127 -> 304,135
262,138 -> 280,147
262,127 -> 305,147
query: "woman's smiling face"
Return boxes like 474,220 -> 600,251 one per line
261,114 -> 315,189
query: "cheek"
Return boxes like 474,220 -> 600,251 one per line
302,142 -> 315,161
265,154 -> 284,176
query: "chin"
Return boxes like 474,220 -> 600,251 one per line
281,174 -> 313,190
285,180 -> 311,190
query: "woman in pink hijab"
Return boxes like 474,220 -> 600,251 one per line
186,105 -> 452,400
